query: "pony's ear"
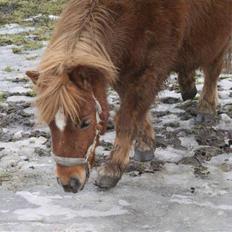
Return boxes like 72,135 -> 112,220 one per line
26,70 -> 40,84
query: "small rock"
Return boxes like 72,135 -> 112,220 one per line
150,160 -> 164,172
13,130 -> 23,140
100,140 -> 113,151
163,122 -> 180,128
107,119 -> 114,130
178,156 -> 202,167
156,136 -> 168,148
194,165 -> 210,178
190,187 -> 195,194
161,97 -> 180,104
194,146 -> 222,162
129,171 -> 141,177
34,147 -> 50,157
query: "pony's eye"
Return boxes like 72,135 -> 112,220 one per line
79,119 -> 91,129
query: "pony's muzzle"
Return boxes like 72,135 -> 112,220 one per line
57,177 -> 82,193
56,164 -> 89,193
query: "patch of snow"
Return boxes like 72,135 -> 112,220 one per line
209,154 -> 232,166
171,194 -> 232,211
219,79 -> 232,90
23,107 -> 35,115
7,95 -> 33,103
0,137 -> 47,154
13,131 -> 24,140
118,200 -> 130,206
101,131 -> 115,144
219,91 -> 230,100
159,114 -> 180,124
0,24 -> 34,35
64,223 -> 98,232
1,210 -> 9,213
169,107 -> 185,114
156,147 -> 185,162
8,86 -> 31,94
215,114 -> 232,130
152,103 -> 170,112
49,15 -> 60,20
159,89 -> 180,99
25,14 -> 59,22
14,191 -> 128,221
179,136 -> 199,149
179,119 -> 195,130
25,14 -> 43,22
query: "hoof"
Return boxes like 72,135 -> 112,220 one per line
95,175 -> 121,189
95,165 -> 122,189
134,148 -> 155,162
181,86 -> 197,101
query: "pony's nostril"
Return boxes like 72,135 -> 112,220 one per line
69,177 -> 81,193
62,185 -> 72,193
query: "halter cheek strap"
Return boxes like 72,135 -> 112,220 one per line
51,95 -> 102,170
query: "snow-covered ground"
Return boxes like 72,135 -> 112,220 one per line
0,25 -> 232,232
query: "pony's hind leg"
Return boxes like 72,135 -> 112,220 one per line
134,112 -> 156,162
178,70 -> 197,101
197,54 -> 224,122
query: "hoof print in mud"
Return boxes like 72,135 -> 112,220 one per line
134,148 -> 155,162
195,112 -> 218,124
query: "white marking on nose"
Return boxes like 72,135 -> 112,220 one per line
55,108 -> 66,131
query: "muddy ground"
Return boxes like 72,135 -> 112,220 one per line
0,4 -> 232,232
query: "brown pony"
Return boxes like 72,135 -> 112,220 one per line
26,0 -> 232,193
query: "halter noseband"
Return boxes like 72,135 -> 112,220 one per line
51,153 -> 88,166
51,95 -> 102,169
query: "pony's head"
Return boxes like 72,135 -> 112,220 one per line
26,68 -> 109,193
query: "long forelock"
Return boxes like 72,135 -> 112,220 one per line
35,74 -> 84,124
38,0 -> 117,83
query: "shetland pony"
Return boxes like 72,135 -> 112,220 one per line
27,0 -> 232,193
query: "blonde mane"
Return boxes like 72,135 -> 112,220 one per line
36,0 -> 117,123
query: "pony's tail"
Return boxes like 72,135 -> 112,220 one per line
224,37 -> 232,74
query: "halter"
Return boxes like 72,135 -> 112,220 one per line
51,95 -> 102,172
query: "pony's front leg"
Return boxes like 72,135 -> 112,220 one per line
95,104 -> 137,189
95,130 -> 133,189
95,69 -> 161,189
